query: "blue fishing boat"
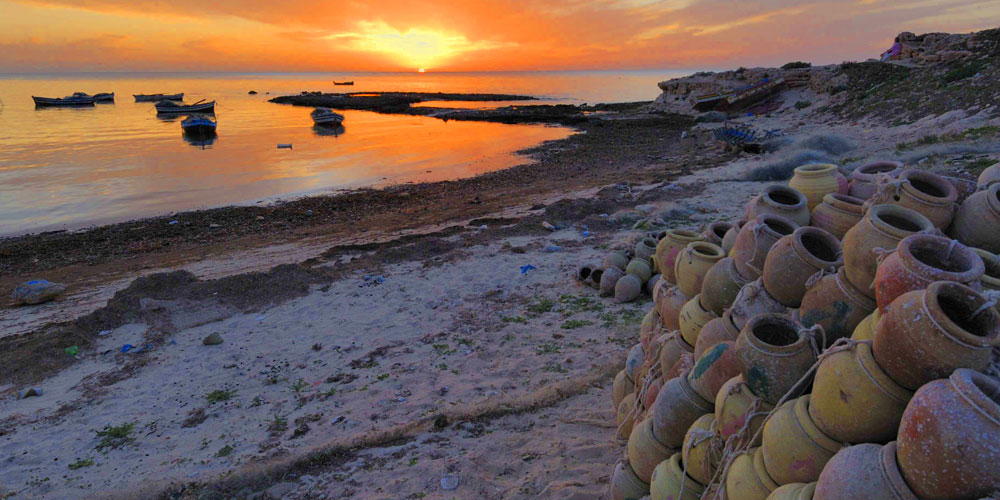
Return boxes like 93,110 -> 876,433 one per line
181,115 -> 217,138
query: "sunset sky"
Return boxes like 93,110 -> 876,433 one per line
1,0 -> 998,73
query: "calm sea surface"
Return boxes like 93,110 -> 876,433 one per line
0,71 -> 687,235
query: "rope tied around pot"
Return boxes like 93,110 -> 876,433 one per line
799,324 -> 827,357
805,266 -> 834,290
971,299 -> 997,320
945,238 -> 960,261
744,221 -> 766,276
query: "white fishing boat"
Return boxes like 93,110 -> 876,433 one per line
155,99 -> 215,114
32,92 -> 95,107
311,108 -> 344,126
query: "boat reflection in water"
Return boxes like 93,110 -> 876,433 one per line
312,124 -> 346,137
182,132 -> 217,149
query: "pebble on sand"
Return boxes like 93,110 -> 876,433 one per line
203,333 -> 224,346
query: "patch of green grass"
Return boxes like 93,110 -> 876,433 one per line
943,61 -> 984,83
95,422 -> 135,451
502,315 -> 527,324
437,362 -> 449,370
965,158 -> 999,177
215,445 -> 234,457
954,125 -> 1000,141
267,413 -> 288,434
560,319 -> 593,330
526,297 -> 555,314
433,343 -> 457,355
794,100 -> 811,109
377,373 -> 390,381
535,342 -> 562,355
250,396 -> 263,407
68,459 -> 95,470
557,294 -> 604,314
205,389 -> 236,404
542,363 -> 568,373
288,378 -> 309,393
408,457 -> 419,466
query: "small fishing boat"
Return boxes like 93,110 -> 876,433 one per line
93,92 -> 115,102
32,92 -> 95,107
155,99 -> 216,114
181,115 -> 217,138
333,81 -> 354,86
134,93 -> 183,102
311,108 -> 344,126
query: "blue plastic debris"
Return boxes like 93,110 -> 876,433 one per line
121,344 -> 134,353
169,220 -> 179,225
543,245 -> 561,253
520,265 -> 536,275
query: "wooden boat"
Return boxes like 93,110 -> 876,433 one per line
333,81 -> 354,86
311,107 -> 344,126
181,114 -> 217,137
32,92 -> 95,107
93,92 -> 115,102
134,93 -> 183,102
155,99 -> 215,114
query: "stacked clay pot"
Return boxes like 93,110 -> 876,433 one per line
731,214 -> 799,280
810,193 -> 865,239
799,266 -> 875,345
656,229 -> 704,283
978,161 -> 1000,188
768,482 -> 816,500
727,447 -> 779,500
842,204 -> 934,298
640,308 -> 662,351
687,340 -> 742,403
613,369 -> 634,410
715,375 -> 773,448
695,310 -> 741,358
873,281 -> 1000,390
628,418 -> 677,483
650,453 -> 705,500
681,414 -> 722,485
950,182 -> 1000,253
636,237 -> 659,266
730,279 -> 787,331
650,370 -> 714,449
896,369 -> 1000,500
675,241 -> 726,297
701,257 -> 751,316
617,392 -> 637,439
735,314 -> 820,406
762,226 -> 843,308
658,331 -> 694,379
659,286 -> 689,331
849,309 -> 878,341
722,219 -> 747,255
813,442 -> 917,500
704,221 -> 734,246
973,248 -> 1000,312
873,233 -> 984,313
847,160 -> 903,200
867,169 -> 957,229
789,163 -> 848,211
611,459 -> 650,500
746,185 -> 811,227
615,274 -> 644,303
601,266 -> 626,297
761,395 -> 842,485
679,294 -> 718,347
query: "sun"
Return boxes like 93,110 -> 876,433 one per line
418,68 -> 426,73
329,21 -> 512,70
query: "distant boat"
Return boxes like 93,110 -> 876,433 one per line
333,81 -> 354,86
93,92 -> 115,103
181,114 -> 217,138
134,93 -> 183,102
155,99 -> 216,114
311,108 -> 344,126
32,92 -> 95,107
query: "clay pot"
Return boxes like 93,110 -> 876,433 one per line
601,266 -> 626,297
848,161 -> 903,200
800,266 -> 875,346
874,281 -> 1000,390
626,258 -> 653,283
645,274 -> 662,296
675,242 -> 726,297
628,417 -> 678,483
977,161 -> 1000,189
640,308 -> 662,351
813,442 -> 917,500
942,174 -> 978,204
653,278 -> 669,310
842,204 -> 934,297
682,413 -> 721,485
656,229 -> 705,283
587,268 -> 604,290
730,279 -> 788,331
950,182 -> 1000,253
650,371 -> 714,448
874,233 -> 984,313
722,219 -> 747,255
650,453 -> 705,500
687,340 -> 741,403
810,193 -> 865,239
679,294 -> 719,348
747,185 -> 812,227
625,344 -> 646,386
613,369 -> 633,410
668,353 -> 695,381
735,314 -> 820,406
636,237 -> 659,264
695,310 -> 741,359
809,342 -> 912,444
643,375 -> 663,410
615,274 -> 644,303
849,310 -> 877,341
576,264 -> 597,283
704,221 -> 734,246
762,395 -> 842,485
617,393 -> 637,439
715,375 -> 774,448
768,482 -> 816,500
731,214 -> 799,280
659,332 -> 694,380
605,251 -> 631,271
611,459 -> 650,500
974,249 -> 1000,312
762,227 -> 843,307
897,369 -> 1000,500
659,286 -> 690,331
789,164 -> 849,211
701,257 -> 752,316
868,169 -> 958,229
726,447 -> 779,500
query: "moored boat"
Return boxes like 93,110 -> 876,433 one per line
181,114 -> 217,137
311,107 -> 345,126
93,92 -> 115,102
333,81 -> 354,85
134,93 -> 183,102
155,99 -> 215,114
32,92 -> 95,107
